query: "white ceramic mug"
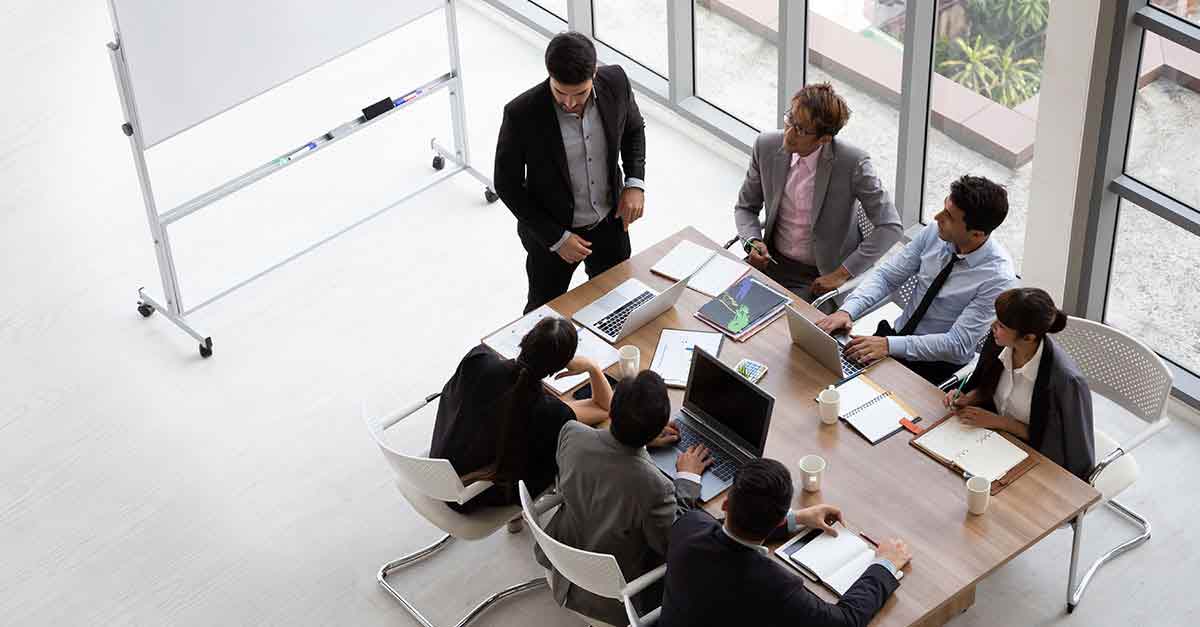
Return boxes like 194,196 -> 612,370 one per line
799,455 -> 827,493
817,385 -> 840,425
618,345 -> 641,380
966,475 -> 992,515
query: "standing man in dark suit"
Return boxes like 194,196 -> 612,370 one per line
495,32 -> 647,313
658,458 -> 911,627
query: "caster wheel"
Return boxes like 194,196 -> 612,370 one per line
137,303 -> 154,318
432,155 -> 445,170
484,188 -> 499,204
1067,604 -> 1076,614
199,337 -> 213,358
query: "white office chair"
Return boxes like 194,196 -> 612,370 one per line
517,480 -> 665,627
1054,317 -> 1172,613
364,393 -> 545,627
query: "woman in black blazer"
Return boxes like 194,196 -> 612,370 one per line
944,288 -> 1096,480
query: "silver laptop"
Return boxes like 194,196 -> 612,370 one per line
785,306 -> 868,380
650,347 -> 774,501
573,252 -> 715,343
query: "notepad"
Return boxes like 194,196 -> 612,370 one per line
913,415 -> 1029,481
776,524 -> 899,597
651,240 -> 750,298
649,329 -> 723,388
832,376 -> 915,444
483,306 -> 619,395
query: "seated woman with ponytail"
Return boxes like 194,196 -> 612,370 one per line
430,317 -> 613,513
944,287 -> 1096,480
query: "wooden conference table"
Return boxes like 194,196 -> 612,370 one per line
533,227 -> 1100,626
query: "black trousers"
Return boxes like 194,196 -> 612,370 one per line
520,215 -> 631,314
874,320 -> 965,386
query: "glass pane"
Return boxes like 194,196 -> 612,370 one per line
921,0 -> 1054,274
1125,31 -> 1200,210
593,0 -> 669,78
532,0 -> 568,21
1149,0 -> 1200,24
806,0 -> 906,197
694,0 -> 778,132
1104,200 -> 1200,375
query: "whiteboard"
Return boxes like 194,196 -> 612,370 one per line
109,0 -> 445,148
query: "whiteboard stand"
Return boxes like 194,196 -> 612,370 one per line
107,0 -> 494,359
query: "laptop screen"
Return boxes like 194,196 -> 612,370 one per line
682,347 -> 774,455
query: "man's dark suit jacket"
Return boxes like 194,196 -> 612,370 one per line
964,334 -> 1097,481
658,511 -> 898,627
494,64 -> 646,250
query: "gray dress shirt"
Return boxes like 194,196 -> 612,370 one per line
549,86 -> 645,252
840,222 -> 1018,365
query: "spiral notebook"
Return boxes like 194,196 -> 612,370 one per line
912,415 -> 1030,483
832,376 -> 917,445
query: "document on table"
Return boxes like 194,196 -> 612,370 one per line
651,240 -> 750,298
483,305 -> 619,395
914,415 -> 1028,481
649,329 -> 723,387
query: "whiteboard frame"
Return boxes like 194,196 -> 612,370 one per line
109,0 -> 495,358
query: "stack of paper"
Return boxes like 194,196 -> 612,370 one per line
483,305 -> 619,395
695,277 -> 791,341
651,240 -> 751,298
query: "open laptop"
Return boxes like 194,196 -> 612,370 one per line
785,306 -> 869,380
650,346 -> 774,501
573,252 -> 716,344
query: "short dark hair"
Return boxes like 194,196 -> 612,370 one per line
995,287 -> 1068,339
949,175 -> 1008,235
609,371 -> 671,448
791,83 -> 851,137
726,458 -> 792,540
545,32 -> 597,85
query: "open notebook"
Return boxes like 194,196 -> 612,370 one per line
650,239 -> 750,298
775,523 -> 900,597
831,376 -> 916,444
912,415 -> 1029,481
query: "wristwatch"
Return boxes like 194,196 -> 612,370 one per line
744,238 -> 761,254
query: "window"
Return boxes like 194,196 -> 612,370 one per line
921,0 -> 1052,274
593,0 -> 670,78
1125,32 -> 1200,209
1104,200 -> 1200,374
693,0 -> 778,132
1149,0 -> 1200,24
806,0 -> 905,199
532,0 -> 568,21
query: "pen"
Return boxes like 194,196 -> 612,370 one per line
951,373 -> 969,407
750,241 -> 778,265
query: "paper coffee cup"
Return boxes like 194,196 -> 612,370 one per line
618,345 -> 640,380
967,475 -> 991,515
818,385 -> 840,425
799,455 -> 827,493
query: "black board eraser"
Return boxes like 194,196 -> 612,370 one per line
362,97 -> 394,121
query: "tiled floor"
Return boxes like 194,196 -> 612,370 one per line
0,1 -> 1197,625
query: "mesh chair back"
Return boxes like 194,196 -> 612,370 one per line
892,274 -> 919,309
518,481 -> 627,601
364,400 -> 470,503
855,202 -> 874,240
1054,317 -> 1173,423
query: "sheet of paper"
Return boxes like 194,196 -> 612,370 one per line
825,547 -> 878,597
649,329 -> 723,387
843,395 -> 910,443
833,376 -> 885,417
851,302 -> 903,337
651,240 -> 713,281
687,254 -> 751,298
483,305 -> 619,395
789,524 -> 875,596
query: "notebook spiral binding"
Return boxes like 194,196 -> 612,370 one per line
841,391 -> 894,419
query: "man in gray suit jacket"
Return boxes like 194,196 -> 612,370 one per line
734,83 -> 902,303
535,371 -> 712,625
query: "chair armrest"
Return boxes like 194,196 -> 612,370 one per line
377,392 -> 442,431
457,479 -> 495,504
531,491 -> 564,516
723,235 -> 742,251
1121,417 -> 1170,454
623,564 -> 667,627
810,272 -> 870,311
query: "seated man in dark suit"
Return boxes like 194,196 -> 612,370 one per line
536,371 -> 712,625
658,458 -> 911,627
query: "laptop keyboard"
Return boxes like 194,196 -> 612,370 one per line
676,424 -> 739,481
596,290 -> 654,338
840,351 -> 867,378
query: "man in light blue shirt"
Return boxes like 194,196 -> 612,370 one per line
817,175 -> 1018,384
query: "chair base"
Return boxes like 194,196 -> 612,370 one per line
377,532 -> 547,627
1066,499 -> 1151,613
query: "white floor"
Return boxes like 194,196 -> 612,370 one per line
0,1 -> 1197,625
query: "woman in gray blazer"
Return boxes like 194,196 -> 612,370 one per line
945,288 -> 1096,480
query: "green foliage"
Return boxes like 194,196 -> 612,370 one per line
934,0 -> 1049,107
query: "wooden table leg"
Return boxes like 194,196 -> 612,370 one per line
912,584 -> 976,627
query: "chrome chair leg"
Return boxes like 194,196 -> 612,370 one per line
1067,499 -> 1152,613
377,533 -> 548,627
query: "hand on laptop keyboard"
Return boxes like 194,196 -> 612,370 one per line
677,444 -> 713,475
